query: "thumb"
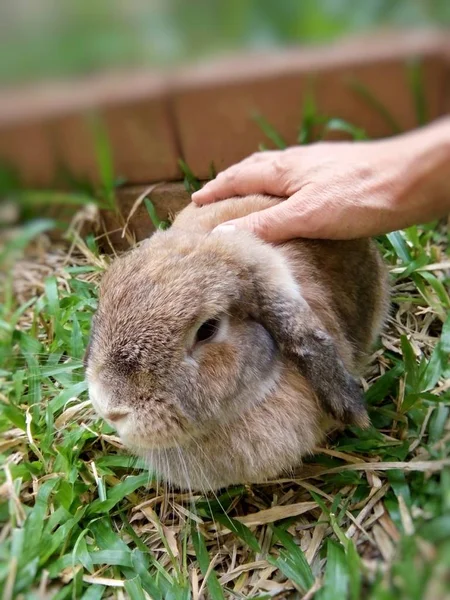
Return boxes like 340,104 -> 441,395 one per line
214,198 -> 308,243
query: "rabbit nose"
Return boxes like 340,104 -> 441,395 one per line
105,410 -> 130,423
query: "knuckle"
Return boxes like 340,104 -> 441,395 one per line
268,156 -> 292,194
271,155 -> 285,176
224,168 -> 238,182
251,212 -> 272,239
216,169 -> 235,183
246,150 -> 276,165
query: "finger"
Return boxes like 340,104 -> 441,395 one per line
214,189 -> 327,243
192,152 -> 285,205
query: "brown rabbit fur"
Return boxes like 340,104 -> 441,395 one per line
86,195 -> 389,491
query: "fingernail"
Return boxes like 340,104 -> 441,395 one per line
213,223 -> 237,233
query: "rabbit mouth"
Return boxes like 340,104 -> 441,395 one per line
117,416 -> 197,451
121,431 -> 188,451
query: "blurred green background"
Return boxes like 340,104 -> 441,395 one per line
1,0 -> 449,86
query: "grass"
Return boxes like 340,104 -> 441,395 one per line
2,0 -> 450,85
1,81 -> 450,599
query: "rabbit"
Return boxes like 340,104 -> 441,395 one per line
85,194 -> 389,491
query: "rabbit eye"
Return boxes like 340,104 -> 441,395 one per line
195,318 -> 221,344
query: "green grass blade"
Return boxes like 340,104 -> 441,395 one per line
322,117 -> 367,140
88,474 -> 151,514
407,59 -> 427,126
317,539 -> 348,600
298,85 -> 319,144
124,576 -> 146,600
269,526 -> 315,592
49,380 -> 88,413
252,112 -> 287,149
88,550 -> 133,567
89,114 -> 117,210
130,549 -> 164,600
365,363 -> 404,405
347,539 -> 362,600
386,231 -> 412,263
418,270 -> 450,308
178,159 -> 202,193
70,316 -> 84,360
44,276 -> 60,316
23,478 -> 60,561
420,315 -> 450,391
213,513 -> 261,553
80,585 -> 106,600
191,523 -> 225,600
144,198 -> 170,230
349,79 -> 402,134
400,335 -> 419,393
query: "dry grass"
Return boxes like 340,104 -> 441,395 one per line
1,203 -> 449,599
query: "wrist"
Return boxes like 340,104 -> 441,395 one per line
392,117 -> 450,224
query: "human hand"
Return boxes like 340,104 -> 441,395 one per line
192,120 -> 450,242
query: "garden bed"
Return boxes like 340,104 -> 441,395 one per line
1,28 -> 450,599
3,30 -> 449,248
1,30 -> 449,191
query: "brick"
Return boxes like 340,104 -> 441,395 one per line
443,39 -> 450,114
100,182 -> 192,250
0,120 -> 56,188
172,31 -> 449,179
0,72 -> 181,188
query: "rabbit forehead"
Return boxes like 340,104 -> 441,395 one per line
100,253 -> 239,317
92,234 -> 245,362
100,230 -> 245,307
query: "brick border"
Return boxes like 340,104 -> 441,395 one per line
0,30 -> 449,189
0,73 -> 182,187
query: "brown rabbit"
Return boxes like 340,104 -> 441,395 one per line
86,195 -> 388,491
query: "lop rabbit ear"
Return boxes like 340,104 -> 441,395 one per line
251,278 -> 369,428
